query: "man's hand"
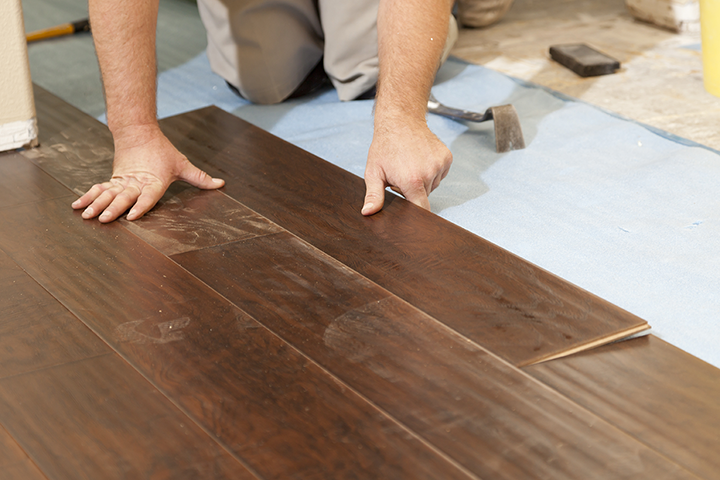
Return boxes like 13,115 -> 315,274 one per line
362,119 -> 452,215
364,0 -> 455,216
72,127 -> 223,223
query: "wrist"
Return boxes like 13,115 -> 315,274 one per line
110,122 -> 164,151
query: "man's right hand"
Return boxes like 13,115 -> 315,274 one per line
72,126 -> 224,223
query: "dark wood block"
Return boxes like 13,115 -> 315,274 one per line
524,335 -> 720,480
0,151 -> 73,208
0,424 -> 46,480
173,232 -> 697,480
549,44 -> 620,77
157,106 -> 648,366
0,354 -> 253,480
0,198 -> 473,480
0,248 -> 107,379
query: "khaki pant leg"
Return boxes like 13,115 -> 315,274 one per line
319,0 -> 458,101
197,0 -> 323,104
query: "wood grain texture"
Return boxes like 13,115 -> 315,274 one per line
0,151 -> 72,208
0,354 -> 253,480
26,85 -> 280,255
121,184 -> 283,255
524,335 -> 720,480
0,424 -> 46,480
0,248 -> 107,379
0,197 -> 474,480
173,231 -> 697,480
157,106 -> 648,367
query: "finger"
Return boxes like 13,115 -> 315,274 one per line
81,184 -> 124,219
178,162 -> 224,190
72,182 -> 114,210
97,184 -> 142,223
362,172 -> 387,216
126,184 -> 166,221
430,174 -> 443,193
401,181 -> 431,211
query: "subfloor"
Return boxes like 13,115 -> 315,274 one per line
452,0 -> 719,150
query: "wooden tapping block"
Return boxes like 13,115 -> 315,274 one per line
549,44 -> 621,77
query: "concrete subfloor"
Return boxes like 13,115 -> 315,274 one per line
451,0 -> 720,151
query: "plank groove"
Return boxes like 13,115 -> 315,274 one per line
172,231 -> 697,480
157,106 -> 648,367
0,424 -> 47,480
0,248 -> 107,380
524,335 -> 720,480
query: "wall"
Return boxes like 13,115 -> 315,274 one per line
0,0 -> 38,151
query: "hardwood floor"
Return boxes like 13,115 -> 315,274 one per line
525,335 -> 720,480
0,87 -> 716,479
157,106 -> 649,367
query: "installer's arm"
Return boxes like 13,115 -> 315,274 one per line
361,0 -> 455,215
72,0 -> 223,223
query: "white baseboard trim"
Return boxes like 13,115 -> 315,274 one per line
0,118 -> 39,152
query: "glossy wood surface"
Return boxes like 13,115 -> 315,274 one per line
0,151 -> 72,208
0,196 -> 474,480
525,335 -> 720,480
0,424 -> 46,480
155,106 -> 647,367
0,354 -> 252,480
0,248 -> 107,379
173,231 -> 697,480
0,236 -> 255,479
8,86 -> 715,479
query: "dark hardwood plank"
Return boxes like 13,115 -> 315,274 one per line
0,151 -> 72,208
24,86 -> 114,197
27,85 -> 277,255
524,335 -> 720,480
0,243 -> 255,479
173,231 -> 697,480
0,424 -> 46,480
0,197 -> 474,480
0,354 -> 255,480
0,248 -> 107,379
121,184 -> 283,255
156,106 -> 648,367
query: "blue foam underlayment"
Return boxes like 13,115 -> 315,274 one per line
110,53 -> 719,368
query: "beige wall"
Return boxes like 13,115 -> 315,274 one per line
0,0 -> 38,151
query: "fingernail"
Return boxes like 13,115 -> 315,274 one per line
83,207 -> 94,218
212,178 -> 224,185
72,199 -> 80,207
362,203 -> 373,214
99,212 -> 110,221
128,209 -> 136,219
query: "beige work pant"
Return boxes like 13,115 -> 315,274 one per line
197,0 -> 457,104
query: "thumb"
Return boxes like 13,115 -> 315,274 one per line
362,172 -> 386,216
179,162 -> 224,190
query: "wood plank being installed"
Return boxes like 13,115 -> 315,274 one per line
525,335 -> 720,480
157,106 -> 648,367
